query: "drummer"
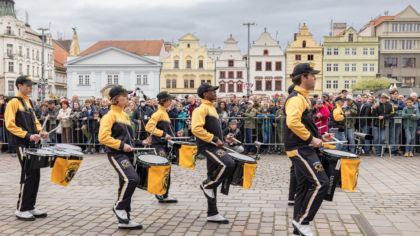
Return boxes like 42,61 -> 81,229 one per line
144,91 -> 178,203
191,83 -> 235,224
98,85 -> 143,230
5,75 -> 49,221
284,63 -> 332,236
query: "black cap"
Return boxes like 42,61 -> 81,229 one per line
197,83 -> 219,98
109,85 -> 129,100
157,91 -> 175,102
335,97 -> 344,103
291,63 -> 320,79
16,75 -> 33,87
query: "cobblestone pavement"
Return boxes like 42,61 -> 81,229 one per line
0,153 -> 419,236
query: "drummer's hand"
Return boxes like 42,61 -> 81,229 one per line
322,133 -> 334,142
215,139 -> 224,148
39,131 -> 49,139
225,134 -> 234,143
29,134 -> 41,142
164,134 -> 172,140
123,144 -> 133,152
309,137 -> 323,148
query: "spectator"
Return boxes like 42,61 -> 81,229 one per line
70,101 -> 84,146
243,101 -> 257,154
217,101 -> 229,130
274,100 -> 285,153
81,99 -> 96,154
389,89 -> 404,154
402,97 -> 419,157
358,94 -> 373,154
313,99 -> 330,135
57,100 -> 72,143
223,120 -> 244,153
372,93 -> 395,156
256,108 -> 275,152
323,93 -> 334,111
42,100 -> 59,143
98,98 -> 110,118
0,95 -> 5,151
133,98 -> 154,140
344,95 -> 358,153
331,97 -> 346,151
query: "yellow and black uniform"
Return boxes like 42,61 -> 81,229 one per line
192,99 -> 235,217
284,85 -> 329,226
145,105 -> 175,200
5,92 -> 42,212
99,105 -> 139,215
332,103 -> 345,131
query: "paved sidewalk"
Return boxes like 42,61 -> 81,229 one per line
0,153 -> 419,236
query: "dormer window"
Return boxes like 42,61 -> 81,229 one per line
302,40 -> 307,48
263,50 -> 269,56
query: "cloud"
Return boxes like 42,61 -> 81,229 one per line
13,0 -> 420,52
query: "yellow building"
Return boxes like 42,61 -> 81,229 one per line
160,33 -> 215,95
286,23 -> 323,94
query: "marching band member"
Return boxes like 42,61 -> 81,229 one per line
5,75 -> 49,221
98,85 -> 143,230
145,91 -> 178,203
192,83 -> 235,224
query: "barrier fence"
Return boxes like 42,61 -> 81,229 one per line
0,116 -> 419,155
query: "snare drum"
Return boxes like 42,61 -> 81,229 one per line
52,144 -> 82,152
320,149 -> 359,201
229,153 -> 257,189
50,149 -> 84,186
169,141 -> 197,170
135,155 -> 171,195
25,148 -> 55,169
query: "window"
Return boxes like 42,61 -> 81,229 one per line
228,71 -> 234,78
219,83 -> 226,92
333,64 -> 338,71
6,44 -> 13,57
184,79 -> 189,88
26,48 -> 30,59
370,64 -> 375,72
302,40 -> 307,48
326,80 -> 332,89
345,48 -> 350,55
32,66 -> 34,76
207,80 -> 211,84
186,60 -> 191,69
8,80 -> 14,95
352,48 -> 356,55
333,80 -> 338,89
402,58 -> 416,68
344,81 -> 350,89
36,51 -> 39,61
265,80 -> 272,91
8,62 -> 13,72
345,64 -> 350,72
275,62 -> 282,71
18,46 -> 22,57
220,71 -> 226,79
275,80 -> 282,91
107,74 -> 119,85
369,48 -> 375,55
237,83 -> 243,93
255,80 -> 262,91
228,60 -> 234,67
363,48 -> 368,55
26,65 -> 29,75
326,64 -> 332,71
32,49 -> 34,60
265,62 -> 272,71
333,48 -> 339,55
326,48 -> 332,55
187,43 -> 190,48
172,79 -> 177,88
237,71 -> 243,78
307,54 -> 314,61
263,50 -> 269,56
19,63 -> 22,74
228,83 -> 234,92
384,57 -> 398,67
295,55 -> 301,60
352,63 -> 356,72
78,75 -> 90,86
256,62 -> 262,71
174,60 -> 179,69
136,74 -> 148,85
363,64 -> 368,72
6,26 -> 12,35
37,67 -> 39,77
166,79 -> 171,88
403,77 -> 415,87
190,80 -> 195,88
198,60 -> 204,69
348,34 -> 353,42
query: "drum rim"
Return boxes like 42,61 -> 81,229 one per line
228,152 -> 257,163
25,148 -> 55,157
321,149 -> 358,158
136,154 -> 169,165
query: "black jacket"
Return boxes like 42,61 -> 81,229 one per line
372,102 -> 395,128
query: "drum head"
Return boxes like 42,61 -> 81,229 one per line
63,149 -> 84,157
54,144 -> 82,152
52,150 -> 71,157
322,149 -> 358,158
137,155 -> 169,165
26,148 -> 54,156
229,153 -> 256,163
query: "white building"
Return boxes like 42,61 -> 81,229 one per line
249,29 -> 286,96
0,0 -> 54,98
66,40 -> 167,100
215,34 -> 247,97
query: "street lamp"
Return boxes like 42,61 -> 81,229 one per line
37,27 -> 49,101
243,22 -> 255,97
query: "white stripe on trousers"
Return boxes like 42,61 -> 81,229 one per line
296,152 -> 321,224
203,150 -> 226,189
109,156 -> 129,208
17,147 -> 25,211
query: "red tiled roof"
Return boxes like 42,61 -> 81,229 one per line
53,40 -> 69,68
79,40 -> 165,57
368,16 -> 395,27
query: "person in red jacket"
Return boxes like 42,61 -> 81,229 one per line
314,99 -> 331,135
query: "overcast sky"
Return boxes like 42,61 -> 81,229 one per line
13,0 -> 420,52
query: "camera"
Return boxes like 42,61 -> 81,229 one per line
354,132 -> 373,141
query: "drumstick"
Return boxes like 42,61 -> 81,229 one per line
48,124 -> 62,134
323,141 -> 348,145
40,114 -> 49,132
211,141 -> 239,154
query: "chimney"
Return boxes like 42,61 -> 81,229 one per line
332,22 -> 347,36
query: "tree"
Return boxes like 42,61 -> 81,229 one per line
352,78 -> 391,92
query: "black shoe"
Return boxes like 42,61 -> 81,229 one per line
288,200 -> 295,206
156,195 -> 178,203
118,221 -> 143,230
207,214 -> 229,224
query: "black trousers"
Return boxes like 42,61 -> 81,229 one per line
290,147 -> 329,224
155,144 -> 171,198
288,161 -> 297,201
202,147 -> 235,217
108,153 -> 139,212
16,147 -> 40,212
